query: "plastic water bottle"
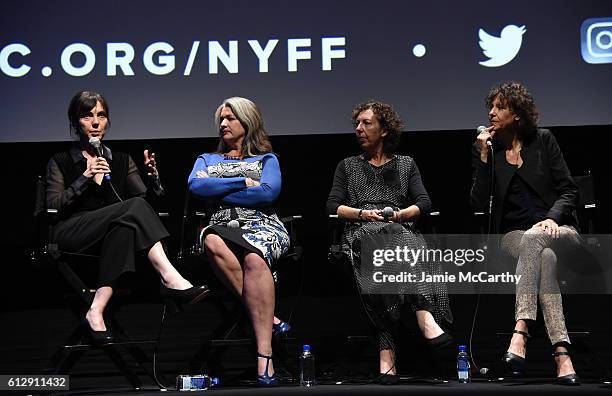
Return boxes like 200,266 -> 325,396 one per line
176,374 -> 220,391
299,344 -> 315,386
457,345 -> 471,383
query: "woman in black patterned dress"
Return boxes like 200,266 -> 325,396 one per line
327,101 -> 453,383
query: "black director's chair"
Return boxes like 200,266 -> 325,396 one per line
32,176 -> 162,390
169,189 -> 302,383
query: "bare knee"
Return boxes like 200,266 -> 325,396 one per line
243,253 -> 268,274
203,233 -> 227,256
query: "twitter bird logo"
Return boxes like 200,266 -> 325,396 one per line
478,24 -> 526,67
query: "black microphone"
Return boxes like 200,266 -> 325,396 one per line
382,206 -> 394,220
88,137 -> 111,180
477,125 -> 492,147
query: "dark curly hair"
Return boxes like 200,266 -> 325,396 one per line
351,101 -> 403,154
486,82 -> 539,136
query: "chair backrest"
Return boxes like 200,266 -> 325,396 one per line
573,173 -> 596,233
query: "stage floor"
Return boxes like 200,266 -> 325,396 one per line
17,379 -> 611,396
2,295 -> 611,395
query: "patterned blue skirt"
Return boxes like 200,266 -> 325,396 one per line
200,206 -> 289,268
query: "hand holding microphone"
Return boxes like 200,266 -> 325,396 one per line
476,125 -> 495,162
382,206 -> 396,222
88,137 -> 111,180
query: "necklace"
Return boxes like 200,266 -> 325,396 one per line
223,153 -> 241,160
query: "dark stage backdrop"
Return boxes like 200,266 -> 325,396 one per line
0,126 -> 609,306
2,0 -> 612,141
0,126 -> 610,382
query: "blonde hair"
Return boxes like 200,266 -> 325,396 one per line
215,97 -> 273,156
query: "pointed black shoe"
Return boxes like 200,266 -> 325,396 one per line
84,320 -> 114,345
501,351 -> 526,377
501,329 -> 530,377
553,351 -> 580,386
90,330 -> 114,345
160,284 -> 211,305
556,373 -> 580,386
378,373 -> 400,385
425,332 -> 454,350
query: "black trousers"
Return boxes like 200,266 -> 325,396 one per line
51,197 -> 169,288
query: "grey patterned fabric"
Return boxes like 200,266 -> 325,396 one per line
339,155 -> 452,351
500,225 -> 580,345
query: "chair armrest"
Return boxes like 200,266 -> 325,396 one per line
280,215 -> 302,223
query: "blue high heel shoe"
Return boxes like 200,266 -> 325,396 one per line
272,320 -> 291,338
257,352 -> 278,387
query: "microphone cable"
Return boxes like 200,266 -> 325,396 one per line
468,140 -> 495,375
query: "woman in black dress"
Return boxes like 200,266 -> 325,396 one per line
46,91 -> 209,344
327,101 -> 453,383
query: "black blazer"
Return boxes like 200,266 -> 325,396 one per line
470,128 -> 579,233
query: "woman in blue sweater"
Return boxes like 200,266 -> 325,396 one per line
188,97 -> 289,386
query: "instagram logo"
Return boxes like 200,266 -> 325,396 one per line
581,17 -> 612,64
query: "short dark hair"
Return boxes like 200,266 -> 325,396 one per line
351,101 -> 403,153
67,91 -> 110,136
486,82 -> 538,133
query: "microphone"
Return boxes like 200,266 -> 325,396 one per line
477,125 -> 492,147
382,206 -> 394,220
227,220 -> 240,228
88,137 -> 111,180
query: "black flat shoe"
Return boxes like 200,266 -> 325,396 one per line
556,373 -> 580,386
378,373 -> 400,385
160,284 -> 211,305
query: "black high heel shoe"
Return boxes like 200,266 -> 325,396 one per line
378,373 -> 400,385
84,320 -> 114,345
425,332 -> 454,350
501,329 -> 530,377
90,330 -> 114,345
553,351 -> 580,386
160,284 -> 211,304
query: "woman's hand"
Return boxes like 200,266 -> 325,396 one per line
532,218 -> 560,238
361,209 -> 385,222
390,210 -> 402,223
83,157 -> 110,185
476,126 -> 495,162
245,177 -> 261,187
195,170 -> 209,178
144,149 -> 159,179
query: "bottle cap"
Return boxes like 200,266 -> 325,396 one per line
458,345 -> 467,352
303,344 -> 311,351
